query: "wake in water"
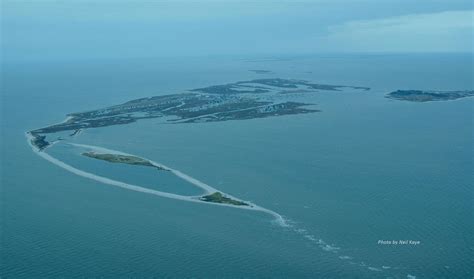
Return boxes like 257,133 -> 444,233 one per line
26,132 -> 402,276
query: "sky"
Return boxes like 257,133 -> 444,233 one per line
1,0 -> 473,62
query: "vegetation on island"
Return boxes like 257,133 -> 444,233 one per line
30,133 -> 50,150
386,90 -> 474,102
200,192 -> 249,206
82,152 -> 166,170
28,78 -> 370,140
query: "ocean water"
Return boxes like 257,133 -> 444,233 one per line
1,53 -> 473,278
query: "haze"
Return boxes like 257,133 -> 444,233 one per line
1,0 -> 473,62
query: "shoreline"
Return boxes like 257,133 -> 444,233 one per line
25,132 -> 288,226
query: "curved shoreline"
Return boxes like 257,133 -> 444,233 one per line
25,132 -> 288,227
69,143 -> 218,195
25,127 -> 391,274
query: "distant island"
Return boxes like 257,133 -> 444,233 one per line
28,78 -> 370,150
386,90 -> 474,102
249,70 -> 273,74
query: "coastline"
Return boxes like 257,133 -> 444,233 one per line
25,132 -> 288,226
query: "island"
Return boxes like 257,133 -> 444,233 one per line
25,77 -> 372,226
200,192 -> 249,206
82,152 -> 167,170
30,133 -> 50,150
191,78 -> 369,93
81,152 -> 249,206
249,70 -> 273,74
28,78 -> 370,150
386,90 -> 474,102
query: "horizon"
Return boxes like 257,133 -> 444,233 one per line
1,1 -> 473,62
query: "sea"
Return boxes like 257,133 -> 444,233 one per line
1,53 -> 473,278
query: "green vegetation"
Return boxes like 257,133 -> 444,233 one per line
182,101 -> 318,123
30,133 -> 50,150
191,84 -> 270,94
29,78 -> 370,136
82,152 -> 166,170
387,90 -> 474,102
200,192 -> 249,206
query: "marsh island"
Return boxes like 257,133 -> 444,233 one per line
82,152 -> 167,170
30,133 -> 50,150
386,90 -> 474,102
28,78 -> 370,150
200,192 -> 249,206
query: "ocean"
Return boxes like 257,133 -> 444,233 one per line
1,53 -> 473,278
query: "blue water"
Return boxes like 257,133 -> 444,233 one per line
1,53 -> 473,278
46,143 -> 204,196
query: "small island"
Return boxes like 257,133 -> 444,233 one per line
200,192 -> 249,206
30,133 -> 50,150
249,70 -> 273,74
386,90 -> 474,102
82,152 -> 167,170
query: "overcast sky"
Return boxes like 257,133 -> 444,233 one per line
1,0 -> 473,61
